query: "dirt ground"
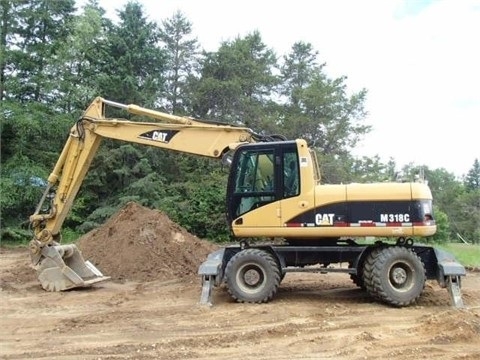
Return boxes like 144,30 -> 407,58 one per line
1,203 -> 480,360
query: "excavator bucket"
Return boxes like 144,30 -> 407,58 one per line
33,244 -> 110,291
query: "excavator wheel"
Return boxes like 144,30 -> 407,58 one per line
362,247 -> 384,300
225,248 -> 281,303
363,246 -> 426,307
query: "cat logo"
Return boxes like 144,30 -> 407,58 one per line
315,213 -> 335,226
138,129 -> 179,143
152,131 -> 168,142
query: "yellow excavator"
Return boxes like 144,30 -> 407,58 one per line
29,97 -> 466,308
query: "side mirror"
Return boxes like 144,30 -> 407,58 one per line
221,151 -> 234,167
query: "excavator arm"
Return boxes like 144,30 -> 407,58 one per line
28,97 -> 269,291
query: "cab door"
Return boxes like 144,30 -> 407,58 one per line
226,145 -> 281,228
279,144 -> 317,229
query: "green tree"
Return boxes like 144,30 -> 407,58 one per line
0,101 -> 72,233
192,31 -> 278,127
49,0 -> 111,112
1,0 -> 78,240
420,166 -> 477,242
73,145 -> 170,232
457,191 -> 480,244
351,155 -> 396,183
278,42 -> 370,155
0,101 -> 69,163
459,159 -> 480,243
429,206 -> 449,243
68,1 -> 168,230
5,0 -> 75,102
99,0 -> 166,106
279,41 -> 321,107
0,156 -> 48,225
0,0 -> 15,100
159,10 -> 200,114
158,169 -> 230,241
464,158 -> 480,192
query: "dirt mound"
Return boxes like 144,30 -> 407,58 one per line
77,202 -> 219,283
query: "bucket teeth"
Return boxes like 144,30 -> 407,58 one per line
35,244 -> 110,291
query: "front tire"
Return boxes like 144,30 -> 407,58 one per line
363,246 -> 426,307
225,249 -> 281,303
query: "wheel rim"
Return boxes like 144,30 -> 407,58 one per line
388,261 -> 414,292
236,262 -> 266,294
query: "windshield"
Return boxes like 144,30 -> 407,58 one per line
234,150 -> 274,193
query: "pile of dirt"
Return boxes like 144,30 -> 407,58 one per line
77,202 -> 219,283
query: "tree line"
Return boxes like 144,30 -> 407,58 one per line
1,0 -> 478,244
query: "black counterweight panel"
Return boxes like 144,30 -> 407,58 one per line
286,200 -> 430,226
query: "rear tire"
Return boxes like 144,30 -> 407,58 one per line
363,247 -> 383,299
225,249 -> 281,303
363,246 -> 426,307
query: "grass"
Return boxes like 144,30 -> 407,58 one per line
437,243 -> 480,268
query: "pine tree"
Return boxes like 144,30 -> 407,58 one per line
5,0 -> 75,102
159,10 -> 200,114
464,159 -> 480,192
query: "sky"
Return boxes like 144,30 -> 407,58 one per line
78,0 -> 479,177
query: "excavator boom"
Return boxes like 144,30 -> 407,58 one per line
29,97 -> 263,291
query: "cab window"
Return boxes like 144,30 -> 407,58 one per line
232,149 -> 275,217
283,150 -> 299,197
